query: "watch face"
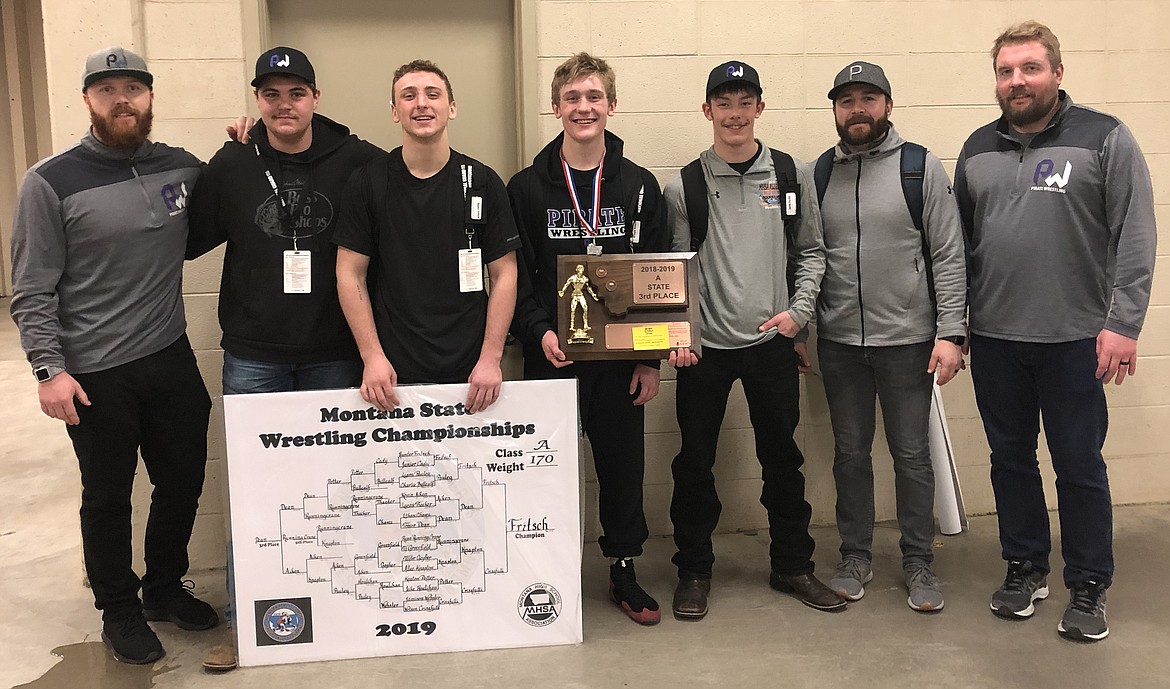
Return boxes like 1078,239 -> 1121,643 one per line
34,367 -> 51,382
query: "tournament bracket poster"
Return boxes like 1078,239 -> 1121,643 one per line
223,380 -> 582,667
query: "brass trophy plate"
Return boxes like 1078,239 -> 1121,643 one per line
555,252 -> 701,361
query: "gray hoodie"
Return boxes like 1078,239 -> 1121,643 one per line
817,127 -> 967,346
664,144 -> 826,350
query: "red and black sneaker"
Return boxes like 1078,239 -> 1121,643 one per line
609,559 -> 661,625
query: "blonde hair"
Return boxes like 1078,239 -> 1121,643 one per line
550,52 -> 616,106
991,20 -> 1062,70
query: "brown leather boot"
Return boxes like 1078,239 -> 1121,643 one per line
201,643 -> 237,671
672,578 -> 711,620
769,572 -> 848,612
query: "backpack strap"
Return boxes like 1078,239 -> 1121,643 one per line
899,141 -> 933,303
680,158 -> 708,252
813,147 -> 836,206
768,148 -> 802,299
768,148 -> 800,222
900,142 -> 927,234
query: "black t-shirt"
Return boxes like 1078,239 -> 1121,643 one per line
333,148 -> 521,384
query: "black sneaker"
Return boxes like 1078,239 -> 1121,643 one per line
608,559 -> 661,625
144,581 -> 220,631
1058,580 -> 1109,642
990,559 -> 1049,619
102,611 -> 165,665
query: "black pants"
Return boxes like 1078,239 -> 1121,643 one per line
524,355 -> 650,559
67,334 -> 212,619
671,336 -> 815,579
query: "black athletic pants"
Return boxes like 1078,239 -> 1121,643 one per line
67,334 -> 212,619
524,355 -> 650,559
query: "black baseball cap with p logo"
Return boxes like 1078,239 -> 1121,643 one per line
252,47 -> 316,88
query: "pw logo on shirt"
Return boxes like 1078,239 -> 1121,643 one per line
1031,159 -> 1072,194
161,182 -> 189,216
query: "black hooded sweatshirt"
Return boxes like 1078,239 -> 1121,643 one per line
507,130 -> 668,369
188,114 -> 382,363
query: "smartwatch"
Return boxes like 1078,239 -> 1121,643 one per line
33,365 -> 64,383
939,335 -> 966,347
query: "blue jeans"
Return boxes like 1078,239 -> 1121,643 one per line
818,339 -> 936,568
221,352 -> 362,395
970,334 -> 1112,587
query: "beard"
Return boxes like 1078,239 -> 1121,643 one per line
996,88 -> 1058,129
90,103 -> 153,149
836,113 -> 891,149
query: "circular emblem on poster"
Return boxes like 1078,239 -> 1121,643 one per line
262,601 -> 307,643
517,583 -> 562,627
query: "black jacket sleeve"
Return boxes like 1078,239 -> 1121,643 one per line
507,170 -> 557,350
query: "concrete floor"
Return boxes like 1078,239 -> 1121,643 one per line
4,303 -> 1170,689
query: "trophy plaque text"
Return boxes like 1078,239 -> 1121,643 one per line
555,252 -> 701,361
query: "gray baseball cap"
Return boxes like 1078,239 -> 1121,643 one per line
827,61 -> 891,100
82,46 -> 153,91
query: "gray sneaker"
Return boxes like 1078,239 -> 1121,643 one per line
1058,580 -> 1108,642
829,557 -> 872,601
990,559 -> 1049,619
905,564 -> 944,612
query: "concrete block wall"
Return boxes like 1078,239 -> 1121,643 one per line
34,0 -> 1168,570
144,0 -> 247,572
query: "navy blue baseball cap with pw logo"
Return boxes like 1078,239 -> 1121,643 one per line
82,46 -> 153,91
706,60 -> 762,99
252,46 -> 316,87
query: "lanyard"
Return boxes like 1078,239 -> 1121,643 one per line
631,183 -> 644,244
460,162 -> 475,249
256,144 -> 302,250
560,153 -> 604,248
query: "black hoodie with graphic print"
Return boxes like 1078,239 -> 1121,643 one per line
188,114 -> 382,363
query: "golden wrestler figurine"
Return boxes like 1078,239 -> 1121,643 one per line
559,264 -> 600,344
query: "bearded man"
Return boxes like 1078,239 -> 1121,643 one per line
9,46 -> 217,665
955,21 -> 1157,642
809,61 -> 967,614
